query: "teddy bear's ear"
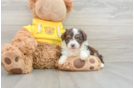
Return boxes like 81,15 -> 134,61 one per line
28,0 -> 36,9
52,28 -> 55,30
44,27 -> 48,29
63,0 -> 74,13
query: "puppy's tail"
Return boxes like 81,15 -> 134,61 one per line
98,55 -> 104,64
88,46 -> 104,64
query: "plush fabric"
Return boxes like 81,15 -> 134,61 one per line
33,42 -> 61,69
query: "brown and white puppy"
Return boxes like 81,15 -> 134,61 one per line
58,28 -> 104,68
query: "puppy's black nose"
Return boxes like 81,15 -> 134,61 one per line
71,44 -> 75,47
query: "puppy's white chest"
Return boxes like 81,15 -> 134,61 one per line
68,50 -> 80,57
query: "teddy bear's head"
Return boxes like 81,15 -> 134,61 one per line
28,0 -> 74,22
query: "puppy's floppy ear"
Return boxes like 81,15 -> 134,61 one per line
61,30 -> 66,40
63,0 -> 74,13
28,0 -> 37,9
80,29 -> 87,41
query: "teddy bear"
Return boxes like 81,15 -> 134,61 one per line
1,0 -> 74,74
1,0 -> 103,74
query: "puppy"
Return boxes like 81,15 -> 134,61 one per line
58,28 -> 104,68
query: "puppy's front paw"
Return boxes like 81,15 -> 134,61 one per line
80,52 -> 89,60
58,59 -> 66,65
58,55 -> 68,65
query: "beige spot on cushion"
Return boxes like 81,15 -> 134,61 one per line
90,66 -> 94,70
4,58 -> 11,65
15,57 -> 19,62
10,68 -> 22,74
89,58 -> 95,64
74,58 -> 85,68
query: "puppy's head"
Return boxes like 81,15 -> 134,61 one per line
61,28 -> 87,52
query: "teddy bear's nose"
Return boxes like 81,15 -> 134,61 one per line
35,0 -> 66,22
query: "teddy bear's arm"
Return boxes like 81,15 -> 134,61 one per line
11,27 -> 38,54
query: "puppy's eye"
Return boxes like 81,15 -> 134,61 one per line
76,38 -> 80,41
67,38 -> 71,41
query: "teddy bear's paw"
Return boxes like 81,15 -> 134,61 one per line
1,45 -> 25,74
58,56 -> 67,65
64,56 -> 102,71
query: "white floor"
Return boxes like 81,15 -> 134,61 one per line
1,62 -> 133,88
